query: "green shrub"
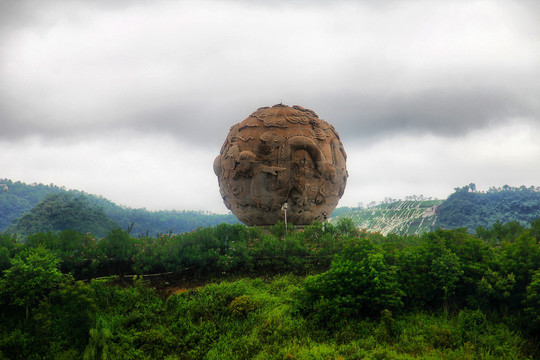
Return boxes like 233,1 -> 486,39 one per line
229,295 -> 257,318
298,238 -> 403,326
456,309 -> 487,344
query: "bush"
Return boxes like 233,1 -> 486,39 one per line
298,238 -> 403,326
229,295 -> 257,318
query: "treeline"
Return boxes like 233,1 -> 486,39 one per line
6,178 -> 540,238
437,184 -> 540,232
0,179 -> 238,237
0,219 -> 539,358
0,220 -> 356,280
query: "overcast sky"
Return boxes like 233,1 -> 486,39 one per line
1,0 -> 539,213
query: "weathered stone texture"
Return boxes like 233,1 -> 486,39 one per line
214,104 -> 347,225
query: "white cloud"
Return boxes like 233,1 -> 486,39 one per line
341,120 -> 540,207
0,135 -> 227,212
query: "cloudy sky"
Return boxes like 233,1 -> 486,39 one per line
1,0 -> 539,213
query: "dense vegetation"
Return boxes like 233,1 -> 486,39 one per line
0,219 -> 539,359
436,184 -> 540,233
0,180 -> 67,231
5,193 -> 119,238
0,179 -> 238,237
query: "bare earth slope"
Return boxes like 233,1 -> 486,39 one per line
330,200 -> 443,235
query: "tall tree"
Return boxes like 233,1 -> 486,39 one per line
0,246 -> 64,319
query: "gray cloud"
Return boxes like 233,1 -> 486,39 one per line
1,0 -> 540,212
321,87 -> 539,143
1,0 -> 539,146
1,84 -> 538,150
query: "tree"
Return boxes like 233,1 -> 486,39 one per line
83,318 -> 113,360
523,270 -> 540,332
97,228 -> 136,275
0,233 -> 20,273
0,246 -> 64,319
398,230 -> 464,309
500,233 -> 540,306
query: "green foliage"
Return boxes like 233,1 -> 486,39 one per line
456,309 -> 487,343
0,246 -> 64,319
437,185 -> 540,233
523,270 -> 540,332
299,238 -> 403,325
332,185 -> 540,237
96,228 -> 136,275
0,233 -> 20,273
0,179 -> 68,231
0,218 -> 539,359
0,178 -> 238,237
499,232 -> 540,306
229,295 -> 257,318
5,193 -> 118,238
83,318 -> 113,360
32,280 -> 96,358
398,230 -> 464,309
476,269 -> 516,310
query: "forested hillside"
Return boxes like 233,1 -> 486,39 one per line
436,184 -> 540,232
87,198 -> 238,237
0,180 -> 66,231
5,193 -> 119,238
332,185 -> 540,235
0,179 -> 238,237
5,179 -> 540,238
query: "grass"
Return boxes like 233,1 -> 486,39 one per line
89,274 -> 534,359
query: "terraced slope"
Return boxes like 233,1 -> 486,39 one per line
330,200 -> 444,235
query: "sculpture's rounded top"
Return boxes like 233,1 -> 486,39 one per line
215,104 -> 347,226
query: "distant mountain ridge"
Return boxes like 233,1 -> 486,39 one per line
0,179 -> 238,237
3,179 -> 540,237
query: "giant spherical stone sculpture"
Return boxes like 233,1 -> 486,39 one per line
214,104 -> 347,226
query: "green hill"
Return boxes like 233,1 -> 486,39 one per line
0,180 -> 67,231
330,199 -> 443,235
0,179 -> 238,237
5,193 -> 119,238
4,179 -> 540,237
436,184 -> 540,232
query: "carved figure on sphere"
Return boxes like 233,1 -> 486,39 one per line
214,104 -> 347,226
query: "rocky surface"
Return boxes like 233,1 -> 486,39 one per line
214,104 -> 347,226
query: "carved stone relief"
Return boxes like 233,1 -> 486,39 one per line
214,104 -> 348,226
